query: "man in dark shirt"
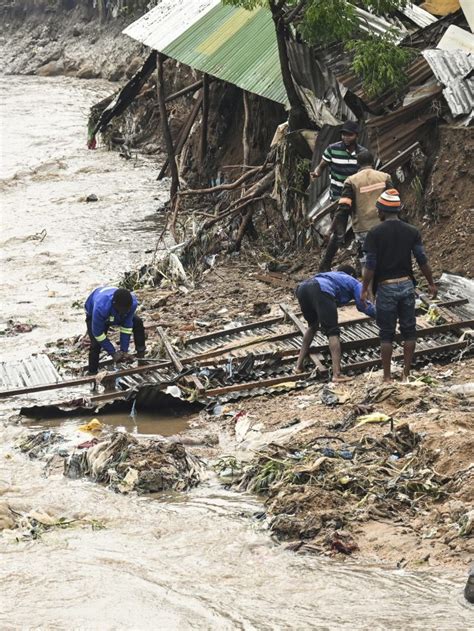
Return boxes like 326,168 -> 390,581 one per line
361,189 -> 437,382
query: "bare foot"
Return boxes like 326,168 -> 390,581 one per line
333,374 -> 352,383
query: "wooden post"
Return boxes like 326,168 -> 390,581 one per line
242,90 -> 251,169
156,53 -> 179,200
157,326 -> 205,393
158,92 -> 203,180
200,73 -> 210,165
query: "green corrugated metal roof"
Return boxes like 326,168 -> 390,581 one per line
162,4 -> 287,105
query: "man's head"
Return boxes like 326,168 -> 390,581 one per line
113,288 -> 133,314
337,264 -> 357,278
341,120 -> 359,148
357,150 -> 374,169
376,188 -> 401,220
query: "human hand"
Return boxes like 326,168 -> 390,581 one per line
310,169 -> 321,180
360,288 -> 369,307
429,284 -> 438,299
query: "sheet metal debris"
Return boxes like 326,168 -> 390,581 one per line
422,48 -> 474,118
0,355 -> 60,391
401,2 -> 438,28
437,23 -> 474,51
124,0 -> 287,104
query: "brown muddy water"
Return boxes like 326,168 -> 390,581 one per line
0,77 -> 472,629
25,411 -> 190,437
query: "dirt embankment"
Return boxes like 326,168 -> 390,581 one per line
0,2 -> 144,81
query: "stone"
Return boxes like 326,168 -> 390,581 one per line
107,64 -> 126,82
125,56 -> 143,79
76,64 -> 100,80
37,60 -> 64,77
86,194 -> 98,203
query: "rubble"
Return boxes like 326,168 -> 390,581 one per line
16,429 -> 204,495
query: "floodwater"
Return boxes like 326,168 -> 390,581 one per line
0,76 -> 166,362
0,77 -> 472,629
26,410 -> 190,437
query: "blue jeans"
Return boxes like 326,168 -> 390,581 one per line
376,280 -> 416,343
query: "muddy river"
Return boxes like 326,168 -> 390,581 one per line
0,77 -> 472,628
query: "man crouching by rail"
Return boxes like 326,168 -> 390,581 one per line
295,265 -> 375,382
361,189 -> 437,382
85,286 -> 146,375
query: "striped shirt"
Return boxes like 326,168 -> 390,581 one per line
322,141 -> 366,200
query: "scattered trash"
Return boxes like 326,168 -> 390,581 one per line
253,302 -> 271,316
356,412 -> 392,427
64,431 -> 204,494
165,385 -> 183,398
78,419 -> 103,433
0,320 -> 36,336
320,448 -> 353,460
16,430 -> 64,459
327,530 -> 359,555
321,386 -> 339,407
231,422 -> 452,553
0,500 -> 103,540
77,438 -> 99,449
427,304 -> 444,325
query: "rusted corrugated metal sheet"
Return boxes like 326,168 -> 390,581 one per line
336,57 -> 434,114
422,49 -> 474,119
366,84 -> 443,162
0,355 -> 61,390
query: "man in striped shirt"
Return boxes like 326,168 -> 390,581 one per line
311,120 -> 366,201
312,121 -> 366,272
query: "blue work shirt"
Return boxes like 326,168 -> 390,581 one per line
309,272 -> 375,317
85,286 -> 138,355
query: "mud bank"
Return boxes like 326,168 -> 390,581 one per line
0,2 -> 144,81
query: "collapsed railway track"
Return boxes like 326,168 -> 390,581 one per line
1,296 -> 472,411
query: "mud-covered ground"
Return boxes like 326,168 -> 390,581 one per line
35,253 -> 473,572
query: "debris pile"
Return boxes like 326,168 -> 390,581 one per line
65,431 -> 204,493
0,500 -> 104,540
17,429 -> 204,495
231,418 -> 471,556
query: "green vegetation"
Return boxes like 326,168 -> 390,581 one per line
346,31 -> 414,98
225,0 -> 413,103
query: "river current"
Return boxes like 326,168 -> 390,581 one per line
0,77 -> 472,629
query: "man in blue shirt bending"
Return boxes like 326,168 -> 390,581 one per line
85,286 -> 146,375
295,265 -> 375,381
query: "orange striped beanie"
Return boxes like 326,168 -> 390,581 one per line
376,188 -> 401,212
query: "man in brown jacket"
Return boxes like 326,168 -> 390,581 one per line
332,150 -> 392,267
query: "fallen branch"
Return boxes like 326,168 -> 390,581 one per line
177,164 -> 267,196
